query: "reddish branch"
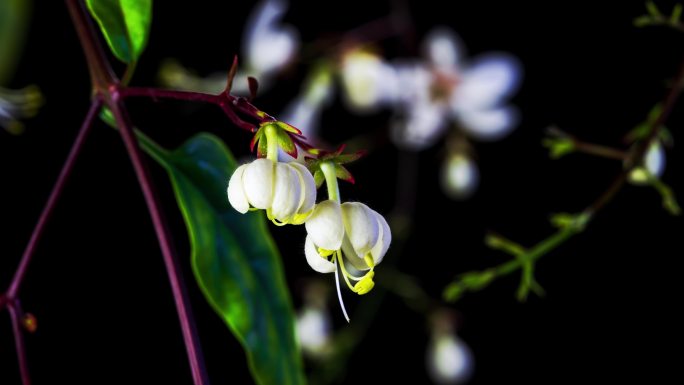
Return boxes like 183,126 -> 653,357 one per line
2,0 -> 281,383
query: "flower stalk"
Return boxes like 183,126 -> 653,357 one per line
320,161 -> 340,202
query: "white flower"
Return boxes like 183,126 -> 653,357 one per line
243,0 -> 298,78
391,27 -> 522,150
340,49 -> 399,112
427,333 -> 473,384
628,141 -> 666,184
296,305 -> 331,356
441,152 -> 479,200
304,200 -> 391,321
0,85 -> 42,135
281,65 -> 334,143
227,158 -> 316,225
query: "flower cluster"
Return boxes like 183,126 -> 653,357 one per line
227,119 -> 391,321
281,27 -> 521,200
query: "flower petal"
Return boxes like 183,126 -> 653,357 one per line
424,27 -> 464,70
244,0 -> 299,75
305,236 -> 336,273
441,153 -> 479,199
227,164 -> 250,213
243,158 -> 275,209
645,141 -> 665,178
391,101 -> 448,150
270,162 -> 302,221
369,209 -> 391,265
392,62 -> 432,106
451,53 -> 521,112
457,106 -> 519,141
305,200 -> 344,250
629,141 -> 666,184
341,50 -> 398,111
341,237 -> 370,271
341,202 -> 379,257
290,162 -> 317,214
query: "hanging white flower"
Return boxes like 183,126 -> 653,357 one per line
227,158 -> 316,225
391,27 -> 522,150
304,200 -> 391,321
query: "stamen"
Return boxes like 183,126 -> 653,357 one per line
333,259 -> 351,323
364,253 -> 375,269
271,218 -> 288,226
317,248 -> 335,257
352,271 -> 375,295
336,252 -> 359,291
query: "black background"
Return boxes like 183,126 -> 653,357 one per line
1,0 -> 683,383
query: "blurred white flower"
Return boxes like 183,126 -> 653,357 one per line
304,200 -> 391,321
240,0 -> 298,88
628,141 -> 666,184
0,85 -> 42,135
158,0 -> 298,95
227,158 -> 316,225
296,305 -> 332,356
427,333 -> 474,384
281,65 -> 334,143
441,152 -> 479,200
340,48 -> 399,112
392,28 -> 522,150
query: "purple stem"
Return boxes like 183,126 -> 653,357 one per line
120,87 -> 259,131
6,99 -> 102,299
107,96 -> 210,385
9,302 -> 31,385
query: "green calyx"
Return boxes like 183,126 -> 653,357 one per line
306,144 -> 366,188
250,120 -> 310,160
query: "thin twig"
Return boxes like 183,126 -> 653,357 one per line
573,141 -> 628,160
108,96 -> 210,385
9,302 -> 31,385
6,99 -> 102,299
120,86 -> 261,131
445,57 -> 684,301
65,0 -> 117,89
588,58 -> 684,214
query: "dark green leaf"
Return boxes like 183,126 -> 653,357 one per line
138,132 -> 305,385
0,0 -> 30,84
86,0 -> 152,63
672,4 -> 683,23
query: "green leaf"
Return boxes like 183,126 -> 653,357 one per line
86,0 -> 152,63
672,4 -> 683,23
646,1 -> 662,17
634,15 -> 654,27
138,132 -> 305,385
0,0 -> 30,84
